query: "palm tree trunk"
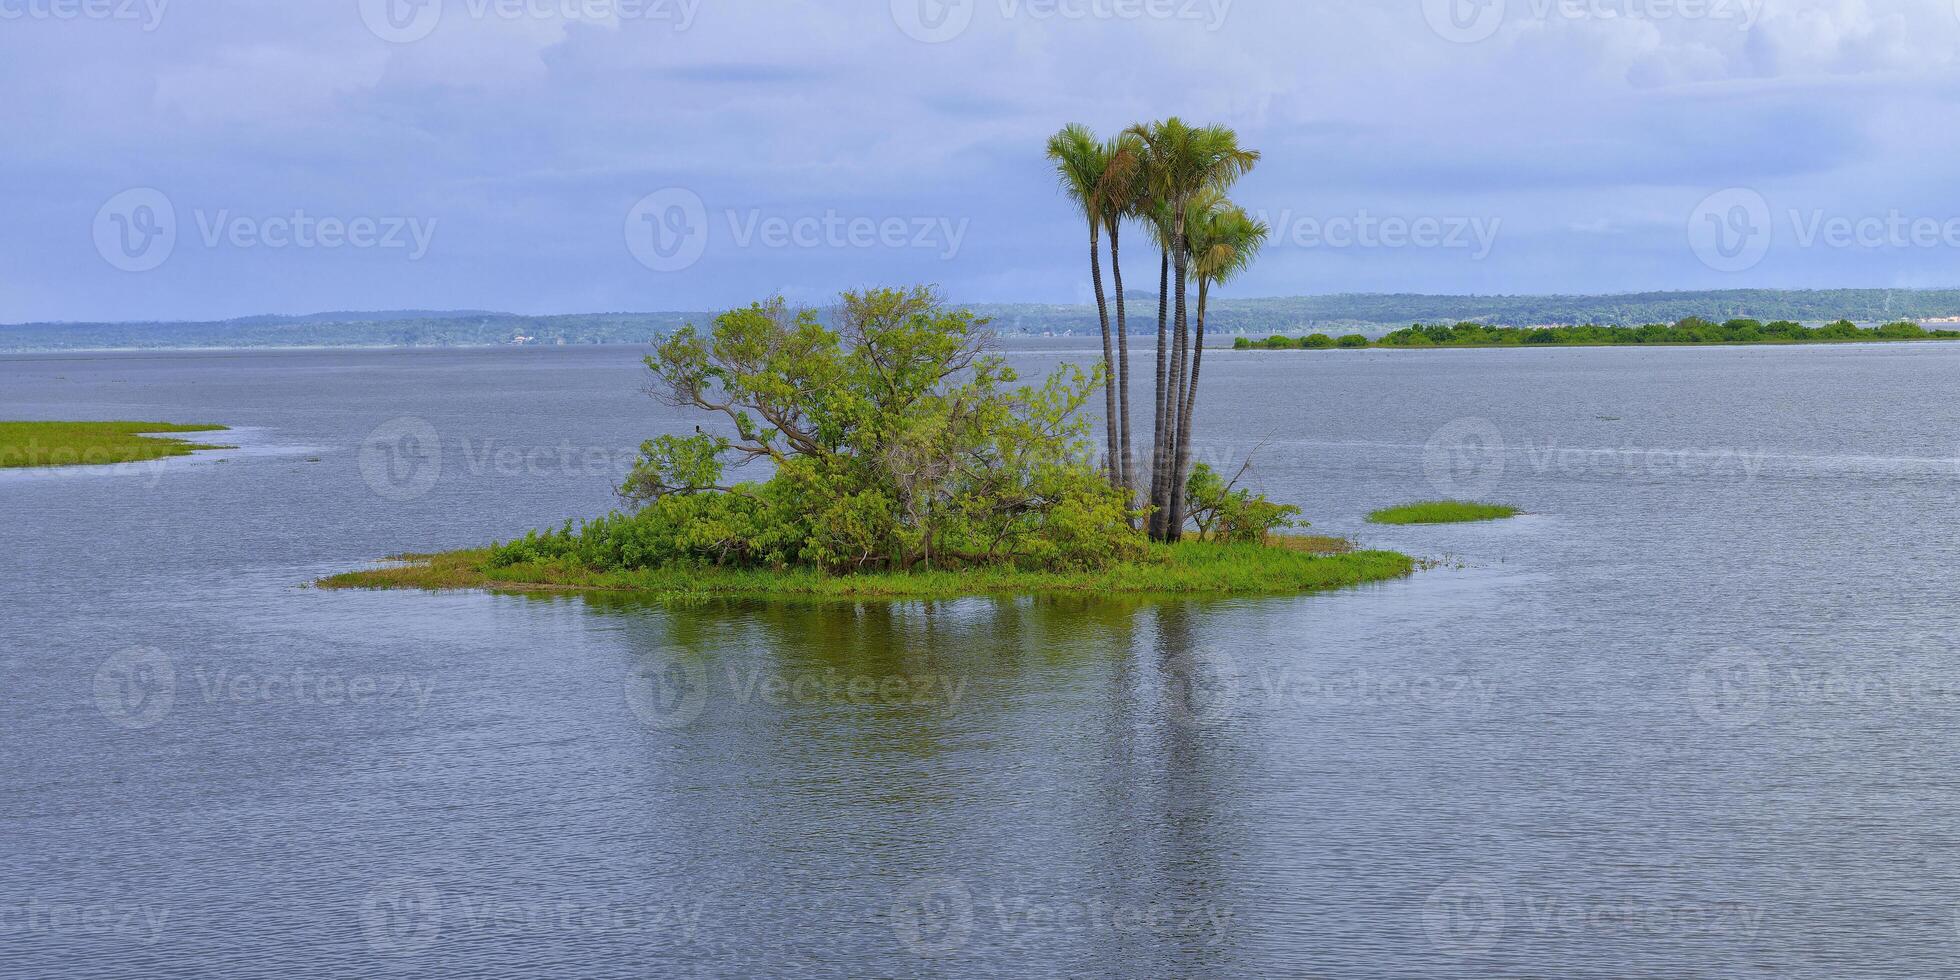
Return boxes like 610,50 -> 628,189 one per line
1089,230 -> 1119,486
1163,235 -> 1190,542
1148,248 -> 1171,539
1110,222 -> 1135,505
1169,276 -> 1209,541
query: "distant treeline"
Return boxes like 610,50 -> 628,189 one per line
1234,317 -> 1959,350
0,311 -> 701,351
11,288 -> 1960,351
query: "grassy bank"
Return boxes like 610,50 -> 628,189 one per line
318,535 -> 1416,603
1368,501 -> 1519,525
0,421 -> 232,469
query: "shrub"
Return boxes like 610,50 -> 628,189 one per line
498,288 -> 1145,575
1337,334 -> 1369,348
1302,333 -> 1336,349
1184,463 -> 1302,544
1876,321 -> 1928,339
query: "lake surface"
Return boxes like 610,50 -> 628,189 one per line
6,341 -> 1960,978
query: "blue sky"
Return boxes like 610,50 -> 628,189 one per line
5,0 -> 1960,322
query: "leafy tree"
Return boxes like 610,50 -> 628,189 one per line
509,288 -> 1142,574
1185,462 -> 1301,544
1302,333 -> 1336,349
1337,334 -> 1369,348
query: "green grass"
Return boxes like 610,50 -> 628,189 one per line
317,534 -> 1416,603
1367,501 -> 1520,525
0,421 -> 232,469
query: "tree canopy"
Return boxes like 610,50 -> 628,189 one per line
495,288 -> 1142,574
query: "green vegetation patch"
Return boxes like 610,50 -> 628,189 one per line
1367,501 -> 1520,525
0,421 -> 232,469
1235,317 -> 1960,351
317,536 -> 1415,603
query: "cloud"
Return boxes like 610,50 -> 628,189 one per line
4,0 -> 1960,321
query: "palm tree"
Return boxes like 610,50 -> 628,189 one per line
1168,198 -> 1269,540
1046,124 -> 1129,489
1136,192 -> 1176,537
1124,118 -> 1259,541
1101,132 -> 1146,502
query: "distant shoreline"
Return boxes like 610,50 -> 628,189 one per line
10,288 -> 1960,353
10,336 -> 1960,357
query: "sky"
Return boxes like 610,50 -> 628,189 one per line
4,0 -> 1960,322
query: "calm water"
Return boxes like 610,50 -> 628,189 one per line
6,341 -> 1960,978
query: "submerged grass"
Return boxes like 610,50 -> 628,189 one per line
1368,501 -> 1520,525
317,535 -> 1415,603
0,421 -> 232,469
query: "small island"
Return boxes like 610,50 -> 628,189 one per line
319,536 -> 1415,602
1368,501 -> 1520,525
1235,317 -> 1959,350
0,421 -> 231,469
324,287 -> 1417,603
